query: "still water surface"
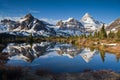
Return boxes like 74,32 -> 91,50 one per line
1,42 -> 120,73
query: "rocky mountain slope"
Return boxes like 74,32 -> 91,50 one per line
106,18 -> 120,32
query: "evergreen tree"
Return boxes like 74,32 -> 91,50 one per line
116,30 -> 120,39
108,31 -> 115,38
88,32 -> 92,39
83,33 -> 86,38
94,31 -> 98,38
100,24 -> 107,39
29,33 -> 33,47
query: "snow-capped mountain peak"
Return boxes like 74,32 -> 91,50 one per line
81,13 -> 95,24
24,13 -> 34,19
0,13 -> 56,37
66,17 -> 75,22
19,13 -> 34,23
83,13 -> 91,18
80,13 -> 103,32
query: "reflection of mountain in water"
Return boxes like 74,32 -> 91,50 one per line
2,42 -> 54,62
2,42 -> 98,63
79,48 -> 98,63
48,43 -> 80,58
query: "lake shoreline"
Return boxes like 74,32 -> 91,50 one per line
76,39 -> 120,54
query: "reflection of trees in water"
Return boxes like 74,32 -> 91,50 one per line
0,52 -> 9,65
0,44 -> 8,65
115,53 -> 120,62
99,50 -> 105,62
90,47 -> 95,52
0,44 -> 7,52
99,50 -> 120,63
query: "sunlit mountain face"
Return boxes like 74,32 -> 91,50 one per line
0,13 -> 107,37
0,42 -> 120,73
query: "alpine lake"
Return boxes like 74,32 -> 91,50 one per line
0,42 -> 120,74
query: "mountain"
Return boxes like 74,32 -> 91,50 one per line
56,18 -> 84,29
0,13 -> 107,37
0,24 -> 7,33
17,13 -> 57,36
0,19 -> 19,31
80,13 -> 103,32
106,18 -> 120,32
0,13 -> 56,37
56,18 -> 84,36
56,13 -> 104,35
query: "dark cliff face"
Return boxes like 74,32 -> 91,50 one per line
19,13 -> 47,31
106,18 -> 120,31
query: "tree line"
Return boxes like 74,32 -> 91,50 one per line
81,24 -> 120,40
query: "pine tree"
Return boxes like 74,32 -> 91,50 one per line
88,32 -> 92,39
94,31 -> 98,38
29,33 -> 33,47
116,30 -> 120,39
100,24 -> 107,39
83,33 -> 86,38
108,31 -> 115,39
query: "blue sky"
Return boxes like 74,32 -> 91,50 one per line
0,0 -> 120,24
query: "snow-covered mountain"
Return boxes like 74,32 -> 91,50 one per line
0,19 -> 18,31
56,18 -> 84,29
0,13 -> 56,37
0,24 -> 7,33
0,13 -> 106,37
56,13 -> 104,35
80,13 -> 103,32
56,18 -> 85,36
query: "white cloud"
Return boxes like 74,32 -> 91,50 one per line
40,18 -> 59,24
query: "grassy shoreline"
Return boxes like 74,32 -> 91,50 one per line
1,36 -> 120,54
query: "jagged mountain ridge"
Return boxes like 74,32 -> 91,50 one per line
0,13 -> 56,37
